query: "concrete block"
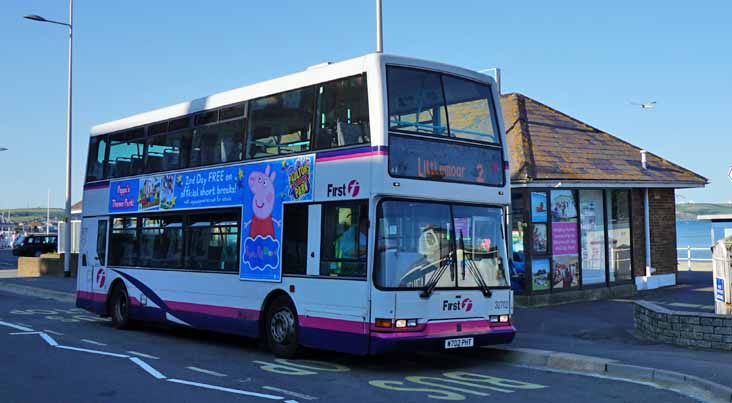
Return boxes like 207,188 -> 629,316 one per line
605,363 -> 654,382
481,346 -> 551,367
684,374 -> 732,402
546,352 -> 614,374
652,369 -> 687,384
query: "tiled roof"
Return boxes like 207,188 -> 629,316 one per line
500,93 -> 707,187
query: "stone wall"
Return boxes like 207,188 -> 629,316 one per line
648,188 -> 677,275
635,300 -> 732,351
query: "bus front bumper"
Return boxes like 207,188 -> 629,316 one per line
369,324 -> 516,354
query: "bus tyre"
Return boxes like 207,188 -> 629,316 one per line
110,284 -> 132,330
265,296 -> 299,358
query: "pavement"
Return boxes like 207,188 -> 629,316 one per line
0,248 -> 730,402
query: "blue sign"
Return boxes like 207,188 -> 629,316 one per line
531,192 -> 547,223
109,179 -> 139,212
716,278 -> 725,302
107,155 -> 315,282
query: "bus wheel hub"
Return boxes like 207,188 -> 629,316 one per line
271,310 -> 294,344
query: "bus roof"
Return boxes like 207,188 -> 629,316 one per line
90,53 -> 495,137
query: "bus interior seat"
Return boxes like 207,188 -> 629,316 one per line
336,121 -> 366,146
147,153 -> 163,172
163,149 -> 180,170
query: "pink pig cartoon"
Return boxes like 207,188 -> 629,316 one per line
248,165 -> 276,238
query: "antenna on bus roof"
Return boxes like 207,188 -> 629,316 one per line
376,0 -> 383,53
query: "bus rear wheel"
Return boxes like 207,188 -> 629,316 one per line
110,284 -> 132,330
265,296 -> 299,358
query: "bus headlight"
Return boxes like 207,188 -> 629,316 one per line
395,319 -> 418,328
489,315 -> 511,323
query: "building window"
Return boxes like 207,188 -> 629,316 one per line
550,190 -> 579,289
282,204 -> 308,275
580,190 -> 606,285
320,202 -> 368,277
109,217 -> 138,266
314,75 -> 370,149
246,87 -> 315,159
607,190 -> 632,282
509,192 -> 528,292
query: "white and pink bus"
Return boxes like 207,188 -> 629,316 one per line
77,53 -> 514,356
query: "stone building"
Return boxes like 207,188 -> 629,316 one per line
500,93 -> 707,304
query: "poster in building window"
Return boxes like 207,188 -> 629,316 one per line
551,221 -> 578,255
531,192 -> 547,222
551,254 -> 579,289
580,190 -> 606,285
532,258 -> 550,291
532,223 -> 547,254
551,190 -> 577,221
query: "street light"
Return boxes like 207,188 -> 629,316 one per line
0,147 -> 7,152
24,0 -> 74,277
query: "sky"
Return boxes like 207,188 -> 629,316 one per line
1,0 -> 730,208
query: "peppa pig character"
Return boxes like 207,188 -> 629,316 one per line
248,165 -> 276,238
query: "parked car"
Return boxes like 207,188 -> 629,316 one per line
12,234 -> 57,257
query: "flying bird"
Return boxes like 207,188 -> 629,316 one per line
630,101 -> 657,109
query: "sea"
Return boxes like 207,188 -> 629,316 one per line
676,219 -> 732,260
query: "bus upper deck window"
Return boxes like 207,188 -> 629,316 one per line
315,75 -> 370,149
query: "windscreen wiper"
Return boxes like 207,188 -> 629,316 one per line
458,232 -> 492,298
420,252 -> 453,298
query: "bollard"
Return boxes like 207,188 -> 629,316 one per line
687,245 -> 692,271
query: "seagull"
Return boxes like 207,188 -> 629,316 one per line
630,101 -> 657,109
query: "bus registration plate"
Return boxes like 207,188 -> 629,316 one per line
444,337 -> 474,349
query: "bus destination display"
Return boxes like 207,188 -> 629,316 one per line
388,134 -> 504,186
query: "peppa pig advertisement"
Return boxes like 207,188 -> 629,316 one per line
107,155 -> 315,282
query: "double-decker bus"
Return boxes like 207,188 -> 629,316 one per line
77,53 -> 515,356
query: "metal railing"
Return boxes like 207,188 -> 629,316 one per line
677,246 -> 712,271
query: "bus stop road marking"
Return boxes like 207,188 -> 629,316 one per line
262,386 -> 318,401
129,357 -> 167,379
187,366 -> 228,377
56,345 -> 130,358
127,351 -> 160,360
81,338 -> 107,346
0,320 -> 33,332
2,324 -> 296,402
167,379 -> 288,400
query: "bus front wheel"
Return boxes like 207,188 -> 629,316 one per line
265,296 -> 299,358
110,284 -> 132,330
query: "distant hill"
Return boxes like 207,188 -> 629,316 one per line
3,208 -> 65,224
676,203 -> 732,220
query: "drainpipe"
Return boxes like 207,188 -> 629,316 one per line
641,150 -> 652,277
644,188 -> 652,277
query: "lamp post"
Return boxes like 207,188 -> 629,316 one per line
0,148 -> 7,152
24,0 -> 73,277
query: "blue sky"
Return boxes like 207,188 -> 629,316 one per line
1,0 -> 730,208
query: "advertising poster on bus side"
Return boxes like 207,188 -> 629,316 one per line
107,154 -> 315,283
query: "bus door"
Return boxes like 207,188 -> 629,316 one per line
78,218 -> 108,297
296,203 -> 370,353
